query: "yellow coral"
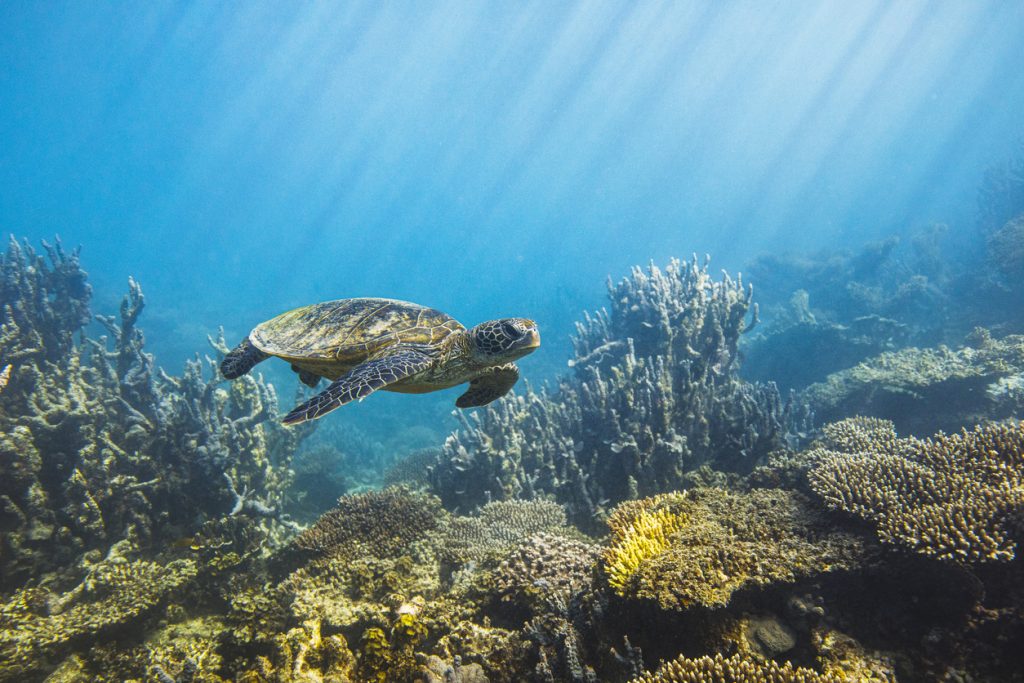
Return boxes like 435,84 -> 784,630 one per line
604,497 -> 686,593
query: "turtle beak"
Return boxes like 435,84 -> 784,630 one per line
522,326 -> 540,350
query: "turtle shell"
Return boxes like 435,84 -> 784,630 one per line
249,298 -> 464,365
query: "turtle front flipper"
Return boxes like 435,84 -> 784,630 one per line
456,363 -> 519,408
221,338 -> 270,379
282,350 -> 434,425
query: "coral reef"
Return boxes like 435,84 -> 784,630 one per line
432,257 -> 794,529
0,549 -> 197,680
603,488 -> 865,609
629,651 -> 866,683
988,213 -> 1024,280
808,418 -> 1024,563
801,331 -> 1024,434
0,238 -> 310,592
5,233 -> 1024,682
293,486 -> 445,559
438,499 -> 570,565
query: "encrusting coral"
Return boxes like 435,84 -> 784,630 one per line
800,331 -> 1024,434
603,488 -> 865,609
432,257 -> 795,529
808,418 -> 1024,563
0,548 -> 197,680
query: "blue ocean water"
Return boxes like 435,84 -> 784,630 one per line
2,1 -> 1023,435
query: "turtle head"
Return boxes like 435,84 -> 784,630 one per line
468,318 -> 540,364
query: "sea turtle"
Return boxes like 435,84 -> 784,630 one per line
220,298 -> 540,425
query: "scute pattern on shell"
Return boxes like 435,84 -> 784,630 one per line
251,298 -> 464,362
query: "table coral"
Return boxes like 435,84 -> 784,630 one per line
603,488 -> 864,609
808,419 -> 1024,562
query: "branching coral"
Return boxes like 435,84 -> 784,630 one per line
604,497 -> 687,593
603,488 -> 864,609
432,257 -> 794,530
0,237 -> 310,589
629,652 -> 862,683
808,419 -> 1024,562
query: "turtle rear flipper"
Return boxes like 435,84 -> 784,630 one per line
456,364 -> 519,408
221,339 -> 270,379
282,350 -> 433,425
291,364 -> 322,388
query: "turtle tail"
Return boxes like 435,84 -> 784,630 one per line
221,338 -> 270,379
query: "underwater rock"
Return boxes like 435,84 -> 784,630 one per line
433,257 -> 794,530
801,331 -> 1024,434
808,418 -> 1024,563
602,488 -> 865,610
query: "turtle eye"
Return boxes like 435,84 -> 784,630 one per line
502,322 -> 519,339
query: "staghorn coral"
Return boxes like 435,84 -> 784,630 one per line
433,257 -> 794,530
801,332 -> 1024,434
0,239 -> 311,591
808,419 -> 1024,563
604,488 -> 865,609
628,651 -> 866,683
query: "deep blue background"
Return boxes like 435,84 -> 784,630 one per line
2,1 -> 1023,435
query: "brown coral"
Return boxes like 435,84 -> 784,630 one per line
0,556 -> 197,679
808,419 -> 1024,562
629,652 -> 857,683
293,487 -> 445,560
491,532 -> 601,608
439,499 -> 569,564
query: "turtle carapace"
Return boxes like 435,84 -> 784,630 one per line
220,298 -> 540,425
